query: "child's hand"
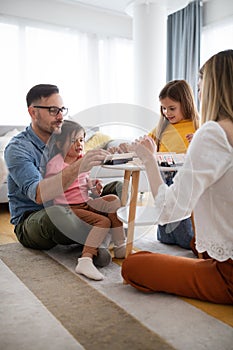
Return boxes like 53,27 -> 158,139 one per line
95,179 -> 103,195
118,142 -> 134,153
107,146 -> 122,154
89,179 -> 103,196
107,142 -> 133,154
186,133 -> 193,143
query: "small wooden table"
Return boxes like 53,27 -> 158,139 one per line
103,162 -> 146,257
103,159 -> 185,258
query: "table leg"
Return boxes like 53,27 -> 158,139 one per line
121,170 -> 131,206
125,170 -> 140,257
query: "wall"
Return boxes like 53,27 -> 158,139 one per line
1,0 -> 233,37
0,0 -> 132,38
203,0 -> 233,28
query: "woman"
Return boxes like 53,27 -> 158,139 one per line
121,50 -> 233,304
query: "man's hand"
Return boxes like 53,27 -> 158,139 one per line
79,149 -> 110,173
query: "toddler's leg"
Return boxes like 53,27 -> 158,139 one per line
72,207 -> 112,280
88,195 -> 126,258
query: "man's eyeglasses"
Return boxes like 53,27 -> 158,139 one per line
33,106 -> 68,116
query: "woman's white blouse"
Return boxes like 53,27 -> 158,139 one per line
153,121 -> 233,261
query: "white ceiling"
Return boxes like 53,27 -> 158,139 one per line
60,0 -> 193,16
60,0 -> 131,14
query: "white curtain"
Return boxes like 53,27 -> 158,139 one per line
0,16 -> 134,125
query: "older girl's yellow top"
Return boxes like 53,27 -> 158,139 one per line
148,120 -> 196,153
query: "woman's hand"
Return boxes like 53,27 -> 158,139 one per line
132,135 -> 156,161
132,136 -> 163,199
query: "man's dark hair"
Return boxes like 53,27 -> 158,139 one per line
26,84 -> 59,107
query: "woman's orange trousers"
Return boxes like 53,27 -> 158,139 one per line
121,251 -> 233,304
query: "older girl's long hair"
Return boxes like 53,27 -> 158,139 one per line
155,80 -> 199,150
200,49 -> 233,124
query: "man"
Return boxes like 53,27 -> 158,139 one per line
4,84 -> 119,266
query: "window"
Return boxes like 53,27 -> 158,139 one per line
0,16 -> 134,125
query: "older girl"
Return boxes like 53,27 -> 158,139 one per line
149,80 -> 199,249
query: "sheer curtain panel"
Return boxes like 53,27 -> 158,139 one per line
0,16 -> 134,125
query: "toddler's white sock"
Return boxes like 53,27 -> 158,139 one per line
75,257 -> 104,281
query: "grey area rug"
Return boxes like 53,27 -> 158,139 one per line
1,240 -> 233,350
0,243 -> 175,350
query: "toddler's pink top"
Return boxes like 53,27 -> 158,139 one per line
45,153 -> 90,205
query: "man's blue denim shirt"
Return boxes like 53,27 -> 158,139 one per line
4,125 -> 49,225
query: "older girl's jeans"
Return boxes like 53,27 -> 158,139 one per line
157,171 -> 194,249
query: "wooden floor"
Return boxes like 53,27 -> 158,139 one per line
0,203 -> 18,245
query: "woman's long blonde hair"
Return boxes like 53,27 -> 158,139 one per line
200,49 -> 233,124
155,80 -> 199,150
